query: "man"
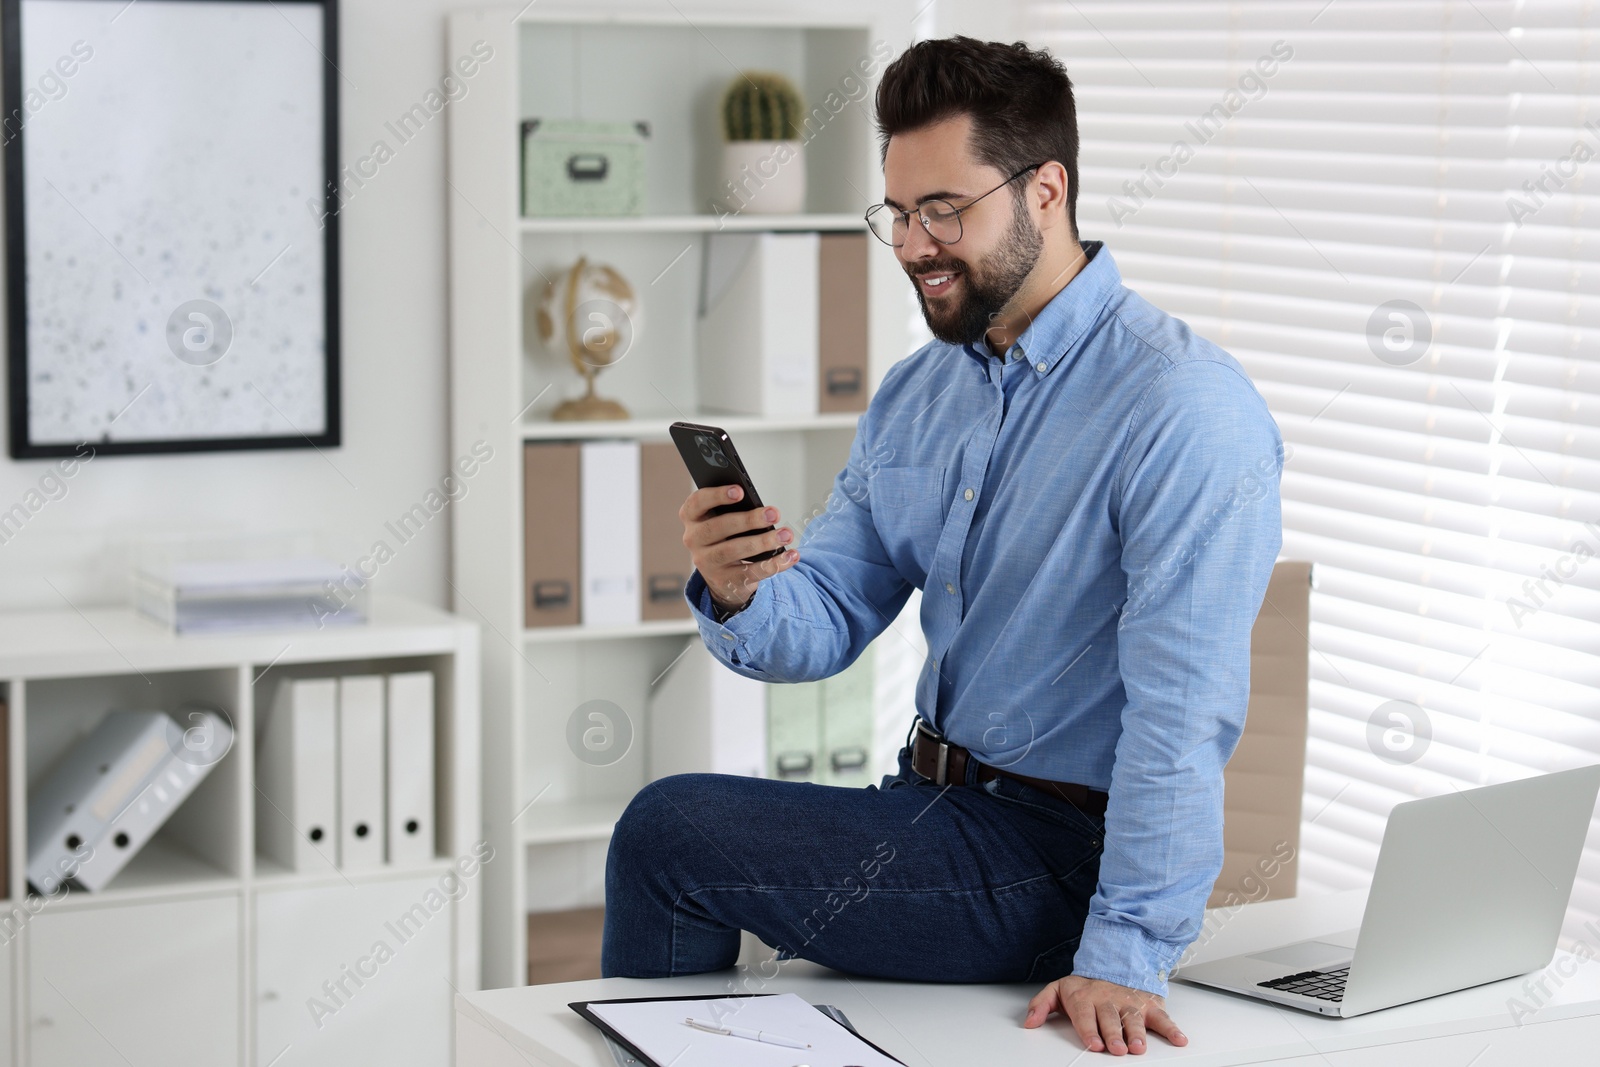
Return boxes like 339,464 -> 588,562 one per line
603,36 -> 1282,1057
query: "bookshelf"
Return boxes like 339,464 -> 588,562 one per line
446,3 -> 917,990
0,597 -> 480,1067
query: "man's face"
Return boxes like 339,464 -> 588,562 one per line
882,114 -> 1043,347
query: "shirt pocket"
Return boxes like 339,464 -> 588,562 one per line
870,465 -> 946,585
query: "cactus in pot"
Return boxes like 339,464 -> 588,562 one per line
722,72 -> 804,142
716,71 -> 807,214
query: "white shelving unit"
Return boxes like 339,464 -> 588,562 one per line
447,3 -> 916,989
0,597 -> 480,1067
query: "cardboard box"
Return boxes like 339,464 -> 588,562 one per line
527,906 -> 605,985
638,442 -> 694,621
818,232 -> 869,413
1210,560 -> 1314,908
524,442 -> 582,628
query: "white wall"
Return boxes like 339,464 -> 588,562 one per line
0,0 -> 982,613
933,0 -> 1017,41
0,0 -> 477,611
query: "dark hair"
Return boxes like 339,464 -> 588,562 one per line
874,36 -> 1079,237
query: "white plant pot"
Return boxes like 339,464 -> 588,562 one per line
717,140 -> 806,215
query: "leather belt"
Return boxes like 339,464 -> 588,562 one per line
910,719 -> 1108,817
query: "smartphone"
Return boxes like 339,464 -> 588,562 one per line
668,420 -> 783,564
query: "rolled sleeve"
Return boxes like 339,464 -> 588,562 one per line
1070,358 -> 1284,998
684,568 -> 781,677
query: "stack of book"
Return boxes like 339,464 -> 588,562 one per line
133,557 -> 363,633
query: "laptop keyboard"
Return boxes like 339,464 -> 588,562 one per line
1258,966 -> 1349,1001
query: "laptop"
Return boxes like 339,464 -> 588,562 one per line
1176,763 -> 1600,1017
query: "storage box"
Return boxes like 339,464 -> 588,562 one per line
521,119 -> 648,217
766,647 -> 875,785
698,231 -> 820,417
818,232 -> 870,413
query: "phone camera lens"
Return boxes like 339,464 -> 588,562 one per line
696,434 -> 729,468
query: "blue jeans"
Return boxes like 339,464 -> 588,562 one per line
601,732 -> 1106,983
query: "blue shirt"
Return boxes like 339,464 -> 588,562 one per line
685,240 -> 1284,997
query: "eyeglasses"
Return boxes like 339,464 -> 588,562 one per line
865,163 -> 1044,248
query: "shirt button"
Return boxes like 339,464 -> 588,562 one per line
1035,361 -> 1047,372
945,582 -> 955,594
721,632 -> 734,641
930,658 -> 938,670
963,488 -> 974,501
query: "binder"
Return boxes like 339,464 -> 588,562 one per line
385,671 -> 436,868
699,232 -> 820,417
820,647 -> 875,787
581,440 -> 642,627
647,640 -> 766,780
337,675 -> 386,870
638,441 -> 693,622
29,709 -> 232,893
257,678 -> 339,871
525,441 -> 583,628
767,681 -> 822,782
817,232 -> 870,413
763,648 -> 875,786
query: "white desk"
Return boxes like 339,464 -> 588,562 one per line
455,889 -> 1600,1066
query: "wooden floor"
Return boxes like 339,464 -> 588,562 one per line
527,906 -> 606,985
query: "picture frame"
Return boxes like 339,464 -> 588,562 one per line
2,0 -> 341,458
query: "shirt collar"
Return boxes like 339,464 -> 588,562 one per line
960,239 -> 1121,376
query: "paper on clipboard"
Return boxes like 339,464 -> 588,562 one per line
602,1004 -> 864,1066
584,993 -> 904,1067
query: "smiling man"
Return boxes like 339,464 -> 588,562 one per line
602,36 -> 1284,1057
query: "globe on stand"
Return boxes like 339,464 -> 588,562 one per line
534,256 -> 638,421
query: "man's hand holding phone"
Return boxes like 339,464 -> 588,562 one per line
680,484 -> 799,613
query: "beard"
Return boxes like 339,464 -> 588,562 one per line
908,193 -> 1044,347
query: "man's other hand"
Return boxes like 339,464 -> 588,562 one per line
1023,975 -> 1188,1055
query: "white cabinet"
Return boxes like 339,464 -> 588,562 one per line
0,597 -> 479,1066
28,896 -> 239,1067
256,876 -> 452,1067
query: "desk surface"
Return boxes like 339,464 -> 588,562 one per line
456,889 -> 1600,1067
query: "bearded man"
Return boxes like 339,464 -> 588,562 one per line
604,35 -> 1284,1058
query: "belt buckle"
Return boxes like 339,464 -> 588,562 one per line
916,720 -> 951,786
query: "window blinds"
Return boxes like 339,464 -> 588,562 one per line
1023,0 -> 1600,943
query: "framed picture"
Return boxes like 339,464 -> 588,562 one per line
3,0 -> 340,457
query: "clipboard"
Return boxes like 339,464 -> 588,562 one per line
570,992 -> 906,1067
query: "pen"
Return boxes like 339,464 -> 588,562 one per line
683,1017 -> 811,1049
